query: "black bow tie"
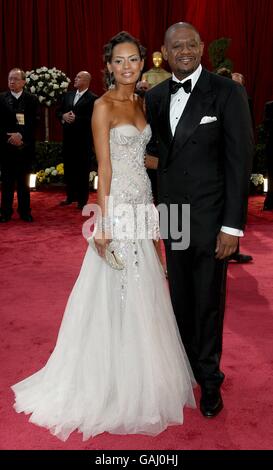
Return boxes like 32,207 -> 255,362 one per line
170,79 -> 192,95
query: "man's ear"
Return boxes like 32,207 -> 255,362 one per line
161,45 -> 168,61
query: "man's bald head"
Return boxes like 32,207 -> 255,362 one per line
162,22 -> 204,80
74,71 -> 91,91
164,22 -> 201,45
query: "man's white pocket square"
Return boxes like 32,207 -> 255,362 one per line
200,116 -> 217,124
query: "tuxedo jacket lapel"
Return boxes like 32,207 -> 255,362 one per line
156,79 -> 173,167
68,91 -> 76,108
74,90 -> 88,108
74,92 -> 84,107
169,70 -> 216,162
158,79 -> 173,145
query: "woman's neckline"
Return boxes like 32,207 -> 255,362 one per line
110,123 -> 149,134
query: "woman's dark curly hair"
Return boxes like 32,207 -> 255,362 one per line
103,31 -> 146,89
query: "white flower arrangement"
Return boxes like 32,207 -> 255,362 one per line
250,173 -> 264,186
25,67 -> 71,106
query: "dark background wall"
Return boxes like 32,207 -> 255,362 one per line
1,0 -> 273,140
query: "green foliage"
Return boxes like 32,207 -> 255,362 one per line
32,141 -> 63,173
208,37 -> 233,72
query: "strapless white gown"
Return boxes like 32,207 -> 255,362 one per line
11,124 -> 196,441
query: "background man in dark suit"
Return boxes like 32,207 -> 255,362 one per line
216,69 -> 253,264
57,71 -> 97,209
263,101 -> 273,210
145,23 -> 254,418
0,68 -> 40,222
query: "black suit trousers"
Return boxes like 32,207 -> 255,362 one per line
165,241 -> 227,390
1,151 -> 31,217
63,150 -> 90,206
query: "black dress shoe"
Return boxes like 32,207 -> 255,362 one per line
60,199 -> 73,206
263,194 -> 273,211
229,253 -> 253,263
0,215 -> 11,223
263,204 -> 273,211
200,389 -> 223,418
20,214 -> 33,222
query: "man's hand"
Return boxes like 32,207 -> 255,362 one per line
145,154 -> 159,169
7,132 -> 23,146
215,232 -> 239,260
62,111 -> 75,124
136,80 -> 150,92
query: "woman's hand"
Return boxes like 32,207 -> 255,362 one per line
94,231 -> 111,258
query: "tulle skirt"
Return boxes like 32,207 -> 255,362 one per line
11,239 -> 196,441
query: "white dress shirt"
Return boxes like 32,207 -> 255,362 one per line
169,65 -> 243,237
170,64 -> 202,135
73,88 -> 88,105
11,91 -> 23,99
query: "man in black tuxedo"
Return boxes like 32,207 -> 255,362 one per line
263,101 -> 273,210
0,68 -> 40,222
145,23 -> 254,417
57,71 -> 97,209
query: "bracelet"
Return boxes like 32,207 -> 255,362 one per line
99,216 -> 112,234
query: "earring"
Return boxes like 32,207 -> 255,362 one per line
109,72 -> 115,90
136,69 -> 143,83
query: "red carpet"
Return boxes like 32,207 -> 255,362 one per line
1,191 -> 273,450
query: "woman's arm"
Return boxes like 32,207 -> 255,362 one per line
91,99 -> 112,257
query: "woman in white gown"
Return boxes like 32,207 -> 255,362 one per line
11,32 -> 196,441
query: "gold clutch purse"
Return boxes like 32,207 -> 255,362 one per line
87,237 -> 124,270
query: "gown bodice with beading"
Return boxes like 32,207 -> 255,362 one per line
109,123 -> 153,206
107,124 -> 159,243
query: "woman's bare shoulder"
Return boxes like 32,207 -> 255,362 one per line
134,93 -> 145,111
93,94 -> 115,126
94,93 -> 114,111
